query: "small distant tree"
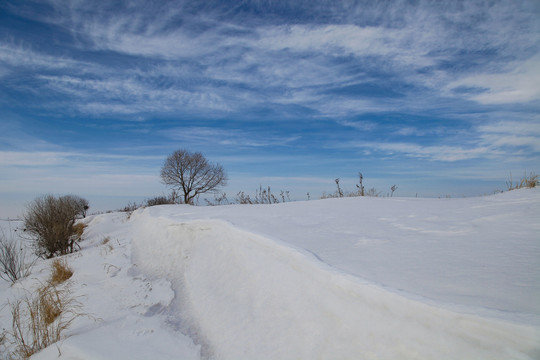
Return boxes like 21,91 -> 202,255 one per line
160,149 -> 228,205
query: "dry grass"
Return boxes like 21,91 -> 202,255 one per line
49,258 -> 73,286
100,237 -> 114,255
9,283 -> 81,359
506,172 -> 539,191
72,223 -> 87,240
521,173 -> 539,188
0,330 -> 7,353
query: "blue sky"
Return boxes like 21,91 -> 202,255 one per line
1,0 -> 539,216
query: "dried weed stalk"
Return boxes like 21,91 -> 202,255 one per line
9,283 -> 82,359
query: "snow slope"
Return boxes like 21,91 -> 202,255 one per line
133,188 -> 540,325
1,189 -> 539,359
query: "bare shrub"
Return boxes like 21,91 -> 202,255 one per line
320,191 -> 335,199
49,259 -> 73,286
236,191 -> 253,204
63,195 -> 89,218
24,195 -> 89,258
161,149 -> 227,205
524,173 -> 539,188
321,173 -> 388,199
117,201 -> 141,220
235,186 -> 283,204
145,193 -> 177,207
0,229 -> 33,283
507,172 -> 539,190
254,186 -> 280,204
205,192 -> 230,206
8,283 -> 82,359
119,201 -> 140,213
365,187 -> 381,197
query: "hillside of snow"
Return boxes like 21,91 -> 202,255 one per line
1,189 -> 540,359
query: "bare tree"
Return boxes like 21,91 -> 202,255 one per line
160,149 -> 227,205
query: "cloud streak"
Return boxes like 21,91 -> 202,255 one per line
3,0 -> 537,119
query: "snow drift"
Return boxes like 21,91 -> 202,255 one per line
130,202 -> 540,359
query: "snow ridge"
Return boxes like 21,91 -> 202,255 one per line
130,210 -> 540,360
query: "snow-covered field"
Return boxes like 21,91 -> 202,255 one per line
1,189 -> 539,359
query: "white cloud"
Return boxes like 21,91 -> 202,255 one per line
0,151 -> 69,166
254,24 -> 438,69
337,120 -> 377,132
3,0 -> 540,124
0,149 -> 164,197
477,119 -> 540,136
0,150 -> 162,167
447,55 -> 540,104
37,74 -> 232,115
0,43 -> 82,71
370,143 -> 492,162
163,127 -> 300,148
477,120 -> 540,153
342,118 -> 540,163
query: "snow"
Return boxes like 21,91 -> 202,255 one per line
1,189 -> 540,359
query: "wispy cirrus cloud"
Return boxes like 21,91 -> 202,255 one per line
477,120 -> 540,153
37,74 -> 232,115
0,43 -> 83,71
3,0 -> 539,120
346,142 -> 493,162
163,127 -> 301,148
0,150 -> 163,167
447,55 -> 540,104
340,118 -> 540,163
